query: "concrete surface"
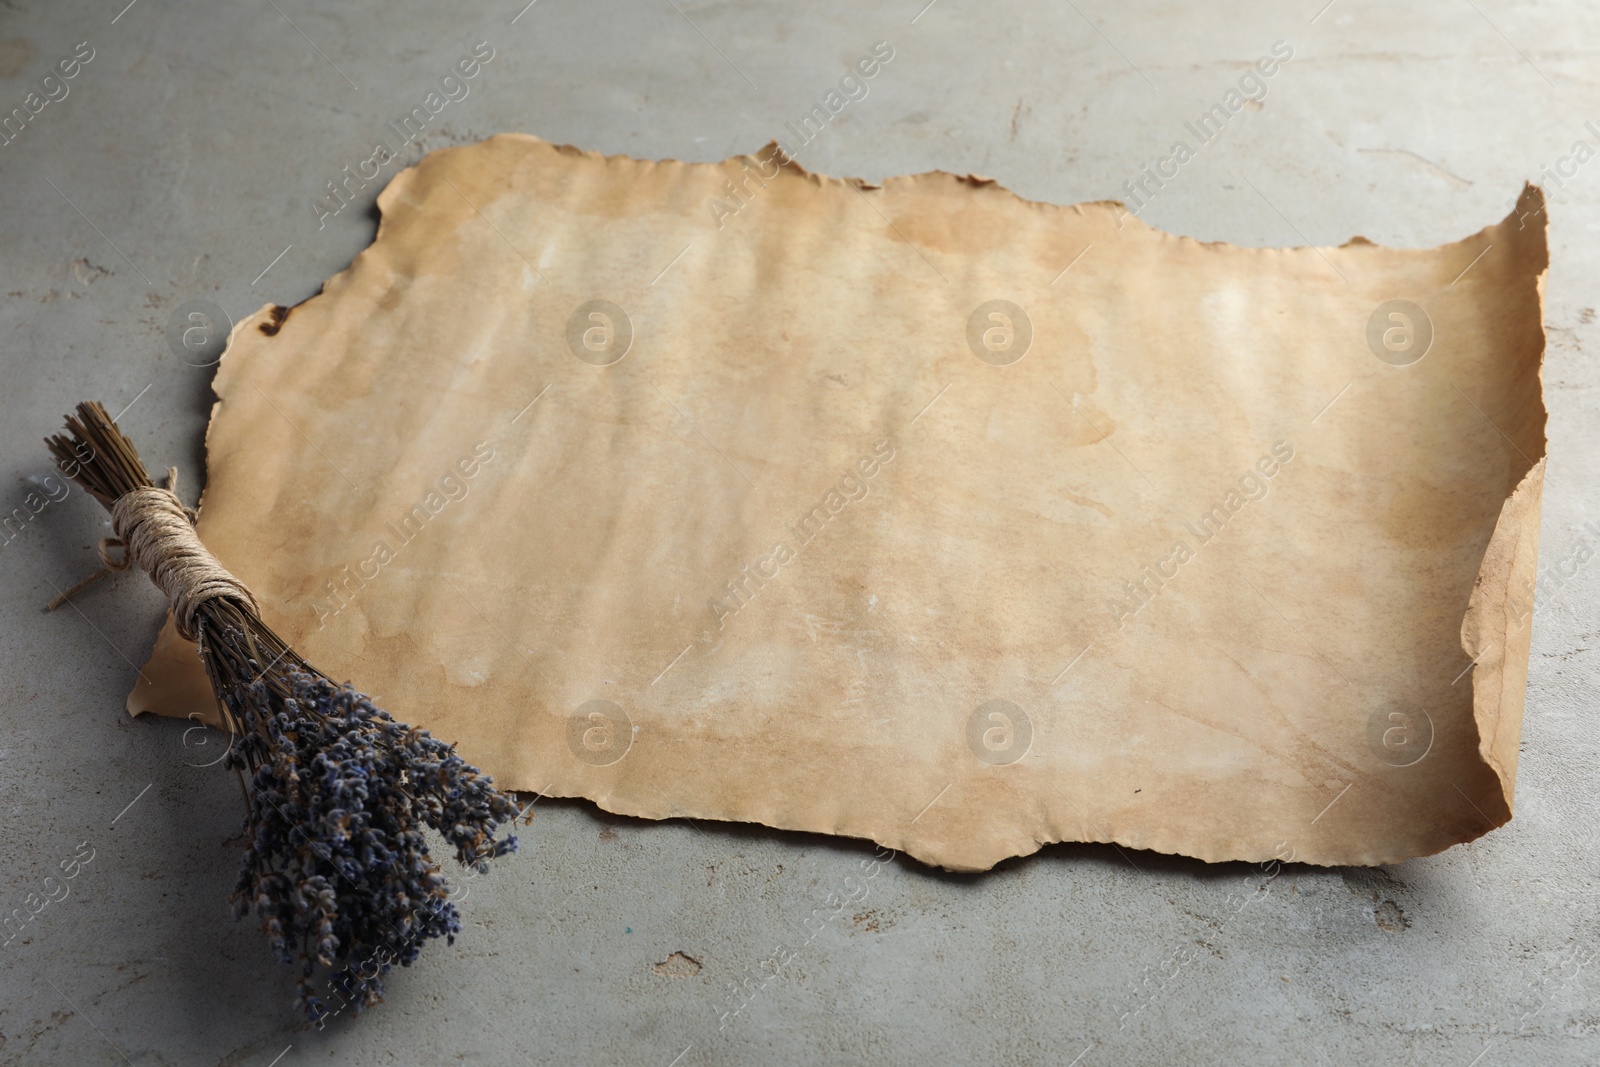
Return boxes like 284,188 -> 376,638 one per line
1,1 -> 1598,1064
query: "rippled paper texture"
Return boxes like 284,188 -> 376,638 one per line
131,135 -> 1547,870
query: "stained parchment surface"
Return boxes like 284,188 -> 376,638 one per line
130,135 -> 1547,870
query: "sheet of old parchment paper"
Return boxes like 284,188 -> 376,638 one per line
128,134 -> 1547,870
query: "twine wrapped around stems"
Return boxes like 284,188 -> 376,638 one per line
102,482 -> 259,639
46,401 -> 521,1024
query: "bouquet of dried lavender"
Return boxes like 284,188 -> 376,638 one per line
46,402 -> 520,1024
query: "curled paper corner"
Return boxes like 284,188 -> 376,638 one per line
127,615 -> 219,725
127,135 -> 1547,871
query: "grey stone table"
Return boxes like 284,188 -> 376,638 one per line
1,1 -> 1596,1063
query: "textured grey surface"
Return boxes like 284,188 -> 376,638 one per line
1,1 -> 1597,1064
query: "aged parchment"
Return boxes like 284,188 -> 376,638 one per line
129,135 -> 1547,870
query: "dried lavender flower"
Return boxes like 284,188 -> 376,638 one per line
47,402 -> 520,1023
222,667 -> 518,1022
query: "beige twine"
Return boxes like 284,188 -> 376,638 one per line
98,468 -> 258,641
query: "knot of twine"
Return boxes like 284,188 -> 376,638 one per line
102,469 -> 257,641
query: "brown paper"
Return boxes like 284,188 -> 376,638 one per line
129,134 -> 1547,870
